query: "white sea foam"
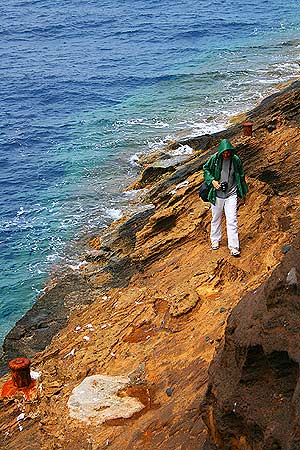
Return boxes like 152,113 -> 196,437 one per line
150,121 -> 169,128
46,254 -> 63,262
186,121 -> 227,137
126,118 -> 144,125
170,144 -> 193,156
126,118 -> 169,128
129,153 -> 141,167
69,261 -> 87,271
123,188 -> 148,200
106,208 -> 123,220
16,207 -> 25,216
147,135 -> 175,150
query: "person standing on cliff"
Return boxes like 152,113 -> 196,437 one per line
203,138 -> 248,257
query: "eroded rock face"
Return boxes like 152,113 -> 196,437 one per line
202,232 -> 300,450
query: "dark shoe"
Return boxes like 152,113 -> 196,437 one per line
230,248 -> 240,257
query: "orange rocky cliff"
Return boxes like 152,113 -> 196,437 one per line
0,80 -> 300,450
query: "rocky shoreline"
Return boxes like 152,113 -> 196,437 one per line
0,105 -> 236,374
1,80 -> 300,449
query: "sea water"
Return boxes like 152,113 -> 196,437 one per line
1,0 -> 300,345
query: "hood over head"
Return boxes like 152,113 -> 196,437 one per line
217,139 -> 235,156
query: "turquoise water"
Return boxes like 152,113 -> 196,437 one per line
1,0 -> 300,344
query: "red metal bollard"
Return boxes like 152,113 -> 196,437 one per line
1,357 -> 37,400
9,358 -> 32,388
243,122 -> 253,137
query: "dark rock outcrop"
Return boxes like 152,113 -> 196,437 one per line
1,274 -> 98,368
201,232 -> 300,449
131,155 -> 192,189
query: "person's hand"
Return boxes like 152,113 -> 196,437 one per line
212,180 -> 221,189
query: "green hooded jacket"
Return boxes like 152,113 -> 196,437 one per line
203,139 -> 248,205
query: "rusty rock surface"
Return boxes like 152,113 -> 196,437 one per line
0,80 -> 300,449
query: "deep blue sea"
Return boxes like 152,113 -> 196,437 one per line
1,0 -> 300,345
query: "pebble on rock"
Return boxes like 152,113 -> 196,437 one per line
282,244 -> 292,254
166,387 -> 174,397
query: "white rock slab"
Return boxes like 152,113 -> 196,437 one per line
67,375 -> 145,424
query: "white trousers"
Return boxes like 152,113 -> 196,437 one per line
210,194 -> 239,250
